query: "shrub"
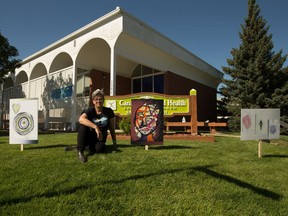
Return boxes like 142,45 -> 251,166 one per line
119,115 -> 131,135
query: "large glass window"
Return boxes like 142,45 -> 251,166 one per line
76,69 -> 90,97
154,74 -> 164,93
131,64 -> 164,93
143,76 -> 153,92
132,79 -> 141,93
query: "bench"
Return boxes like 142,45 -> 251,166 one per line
48,117 -> 68,130
165,121 -> 227,134
165,122 -> 192,132
197,122 -> 227,134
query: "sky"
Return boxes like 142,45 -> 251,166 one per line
1,0 -> 288,74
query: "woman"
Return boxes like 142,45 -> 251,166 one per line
77,89 -> 117,163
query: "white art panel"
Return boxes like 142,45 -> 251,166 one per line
9,98 -> 38,144
241,109 -> 280,140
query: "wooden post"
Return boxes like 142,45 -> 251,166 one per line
189,89 -> 198,135
258,140 -> 262,158
21,144 -> 24,151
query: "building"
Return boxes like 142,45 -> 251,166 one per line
0,7 -> 223,131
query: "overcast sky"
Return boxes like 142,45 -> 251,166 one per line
1,0 -> 287,73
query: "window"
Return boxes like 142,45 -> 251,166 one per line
133,79 -> 141,93
76,69 -> 90,97
154,74 -> 164,93
143,76 -> 153,92
131,64 -> 164,93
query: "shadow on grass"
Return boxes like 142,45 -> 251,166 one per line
23,143 -> 133,152
193,165 -> 282,201
0,185 -> 91,207
148,145 -> 196,150
103,165 -> 282,201
64,143 -> 194,154
262,154 -> 288,158
63,144 -> 135,154
0,166 -> 282,206
26,144 -> 74,150
0,130 -> 9,136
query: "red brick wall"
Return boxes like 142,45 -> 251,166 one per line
165,72 -> 217,122
90,69 -> 131,96
89,69 -> 217,122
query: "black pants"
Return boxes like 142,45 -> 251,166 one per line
77,124 -> 107,153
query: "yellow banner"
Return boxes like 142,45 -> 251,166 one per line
105,93 -> 190,116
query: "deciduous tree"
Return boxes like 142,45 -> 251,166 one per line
0,31 -> 21,83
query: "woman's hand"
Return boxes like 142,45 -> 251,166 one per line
95,128 -> 103,141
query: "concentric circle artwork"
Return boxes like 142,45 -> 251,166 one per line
13,112 -> 34,136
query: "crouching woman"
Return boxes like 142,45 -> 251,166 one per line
77,89 -> 117,163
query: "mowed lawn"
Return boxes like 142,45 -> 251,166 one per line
0,132 -> 288,216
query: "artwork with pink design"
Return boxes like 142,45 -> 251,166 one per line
241,109 -> 280,140
242,114 -> 251,129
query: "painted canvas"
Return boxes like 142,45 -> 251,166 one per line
241,109 -> 280,140
131,99 -> 163,145
9,98 -> 38,144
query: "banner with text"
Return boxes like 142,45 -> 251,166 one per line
105,93 -> 189,117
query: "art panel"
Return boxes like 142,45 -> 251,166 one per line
131,99 -> 163,145
9,98 -> 38,144
241,109 -> 280,140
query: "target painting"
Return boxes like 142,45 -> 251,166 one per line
9,99 -> 38,144
131,99 -> 163,145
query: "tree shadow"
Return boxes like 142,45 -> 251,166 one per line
193,165 -> 282,201
0,165 -> 282,206
0,184 -> 91,207
41,72 -> 74,130
102,167 -> 190,185
102,165 -> 282,201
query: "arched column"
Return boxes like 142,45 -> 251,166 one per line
70,61 -> 77,131
110,47 -> 116,96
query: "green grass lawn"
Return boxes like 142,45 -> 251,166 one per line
0,132 -> 288,216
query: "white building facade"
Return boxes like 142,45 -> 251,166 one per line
0,7 -> 223,131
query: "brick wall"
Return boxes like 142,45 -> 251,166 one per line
165,72 -> 217,122
89,69 -> 217,122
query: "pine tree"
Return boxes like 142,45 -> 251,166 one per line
220,0 -> 288,131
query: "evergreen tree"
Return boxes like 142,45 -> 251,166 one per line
0,31 -> 21,83
220,0 -> 288,131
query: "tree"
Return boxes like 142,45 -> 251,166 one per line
220,0 -> 288,131
0,31 -> 21,83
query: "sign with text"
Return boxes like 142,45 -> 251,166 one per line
241,109 -> 280,140
105,93 -> 189,117
9,98 -> 38,144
